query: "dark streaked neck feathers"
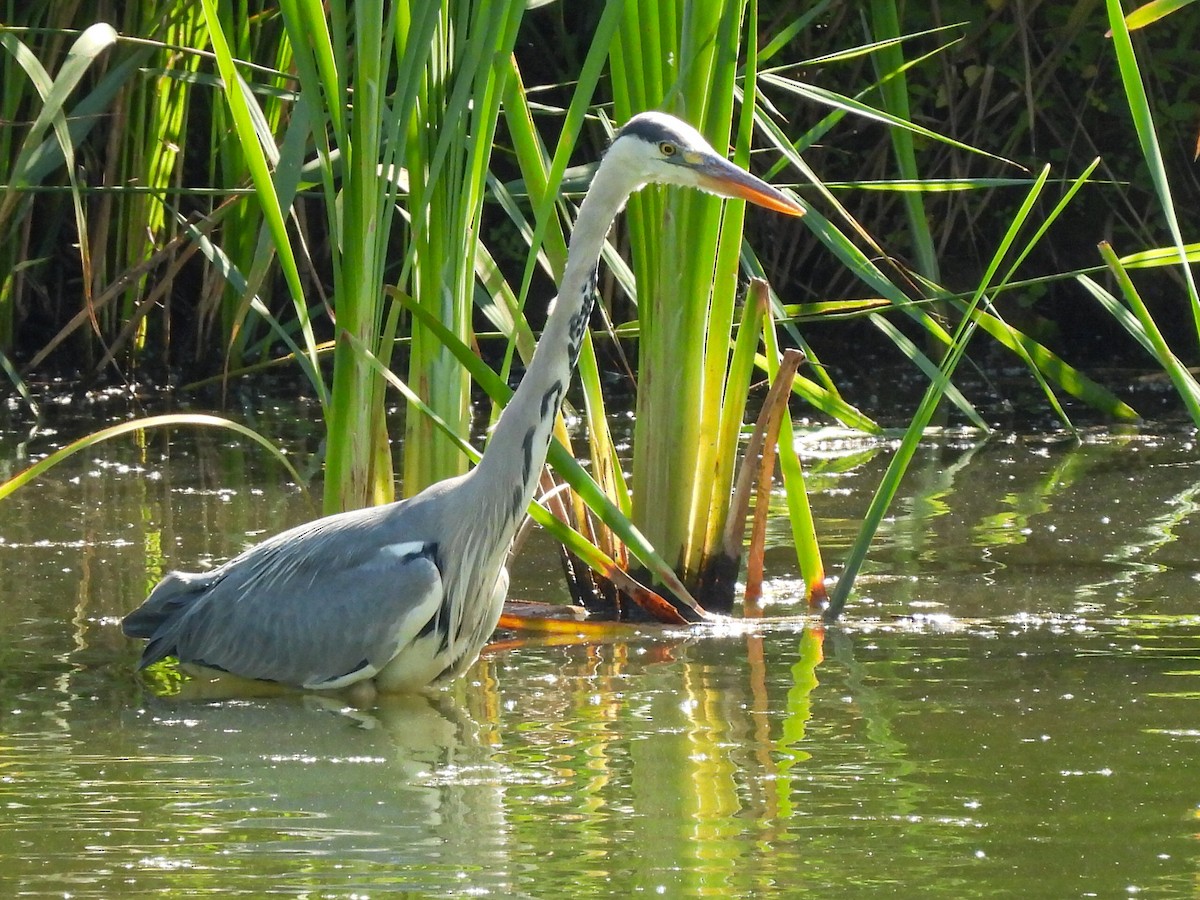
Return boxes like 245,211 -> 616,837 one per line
467,131 -> 650,541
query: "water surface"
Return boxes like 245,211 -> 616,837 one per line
1,402 -> 1197,896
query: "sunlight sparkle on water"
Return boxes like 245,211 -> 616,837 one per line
4,411 -> 1200,897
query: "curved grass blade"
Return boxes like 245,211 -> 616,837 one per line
1,23 -> 117,194
1120,242 -> 1200,268
0,414 -> 304,503
5,38 -> 147,188
1111,0 -> 1198,33
0,24 -> 117,340
901,238 -> 1199,303
776,299 -> 894,321
758,72 -> 1020,170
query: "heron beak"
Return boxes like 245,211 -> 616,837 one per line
695,153 -> 805,217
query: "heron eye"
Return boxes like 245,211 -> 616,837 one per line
658,141 -> 677,157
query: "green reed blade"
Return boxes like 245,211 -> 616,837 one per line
326,0 -> 405,510
199,0 -> 325,406
8,48 -> 147,188
0,23 -> 116,338
1119,242 -> 1200,268
827,161 -> 1056,619
503,0 -> 623,321
1099,242 -> 1200,426
1106,0 -> 1200,344
1118,0 -> 1199,34
400,1 -> 525,496
758,72 -> 1020,169
701,281 -> 768,558
868,0 -> 939,284
762,294 -> 826,603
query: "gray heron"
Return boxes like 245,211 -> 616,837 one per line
122,111 -> 804,694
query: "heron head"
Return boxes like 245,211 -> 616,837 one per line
610,111 -> 804,217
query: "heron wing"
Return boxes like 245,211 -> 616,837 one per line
136,507 -> 447,689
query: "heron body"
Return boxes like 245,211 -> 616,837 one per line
122,112 -> 804,693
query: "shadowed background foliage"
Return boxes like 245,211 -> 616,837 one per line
3,1 -> 1197,385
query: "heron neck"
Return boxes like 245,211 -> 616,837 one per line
471,160 -> 636,525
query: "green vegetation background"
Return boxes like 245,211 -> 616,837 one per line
3,2 -> 1196,391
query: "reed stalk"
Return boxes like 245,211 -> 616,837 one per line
609,0 -> 797,600
400,0 -> 525,493
201,0 -> 525,511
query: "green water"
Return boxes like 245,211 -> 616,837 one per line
1,405 -> 1198,896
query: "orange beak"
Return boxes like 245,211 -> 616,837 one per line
696,153 -> 805,217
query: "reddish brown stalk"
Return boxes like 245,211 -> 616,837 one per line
742,349 -> 805,612
602,562 -> 694,625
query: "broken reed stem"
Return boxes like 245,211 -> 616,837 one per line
741,347 -> 805,612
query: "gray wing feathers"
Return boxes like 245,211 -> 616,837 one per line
125,500 -> 446,689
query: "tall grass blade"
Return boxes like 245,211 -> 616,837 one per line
700,278 -> 768,563
316,0 -> 401,511
867,0 -> 940,283
400,1 -> 525,494
1106,0 -> 1200,345
826,166 -> 1055,619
